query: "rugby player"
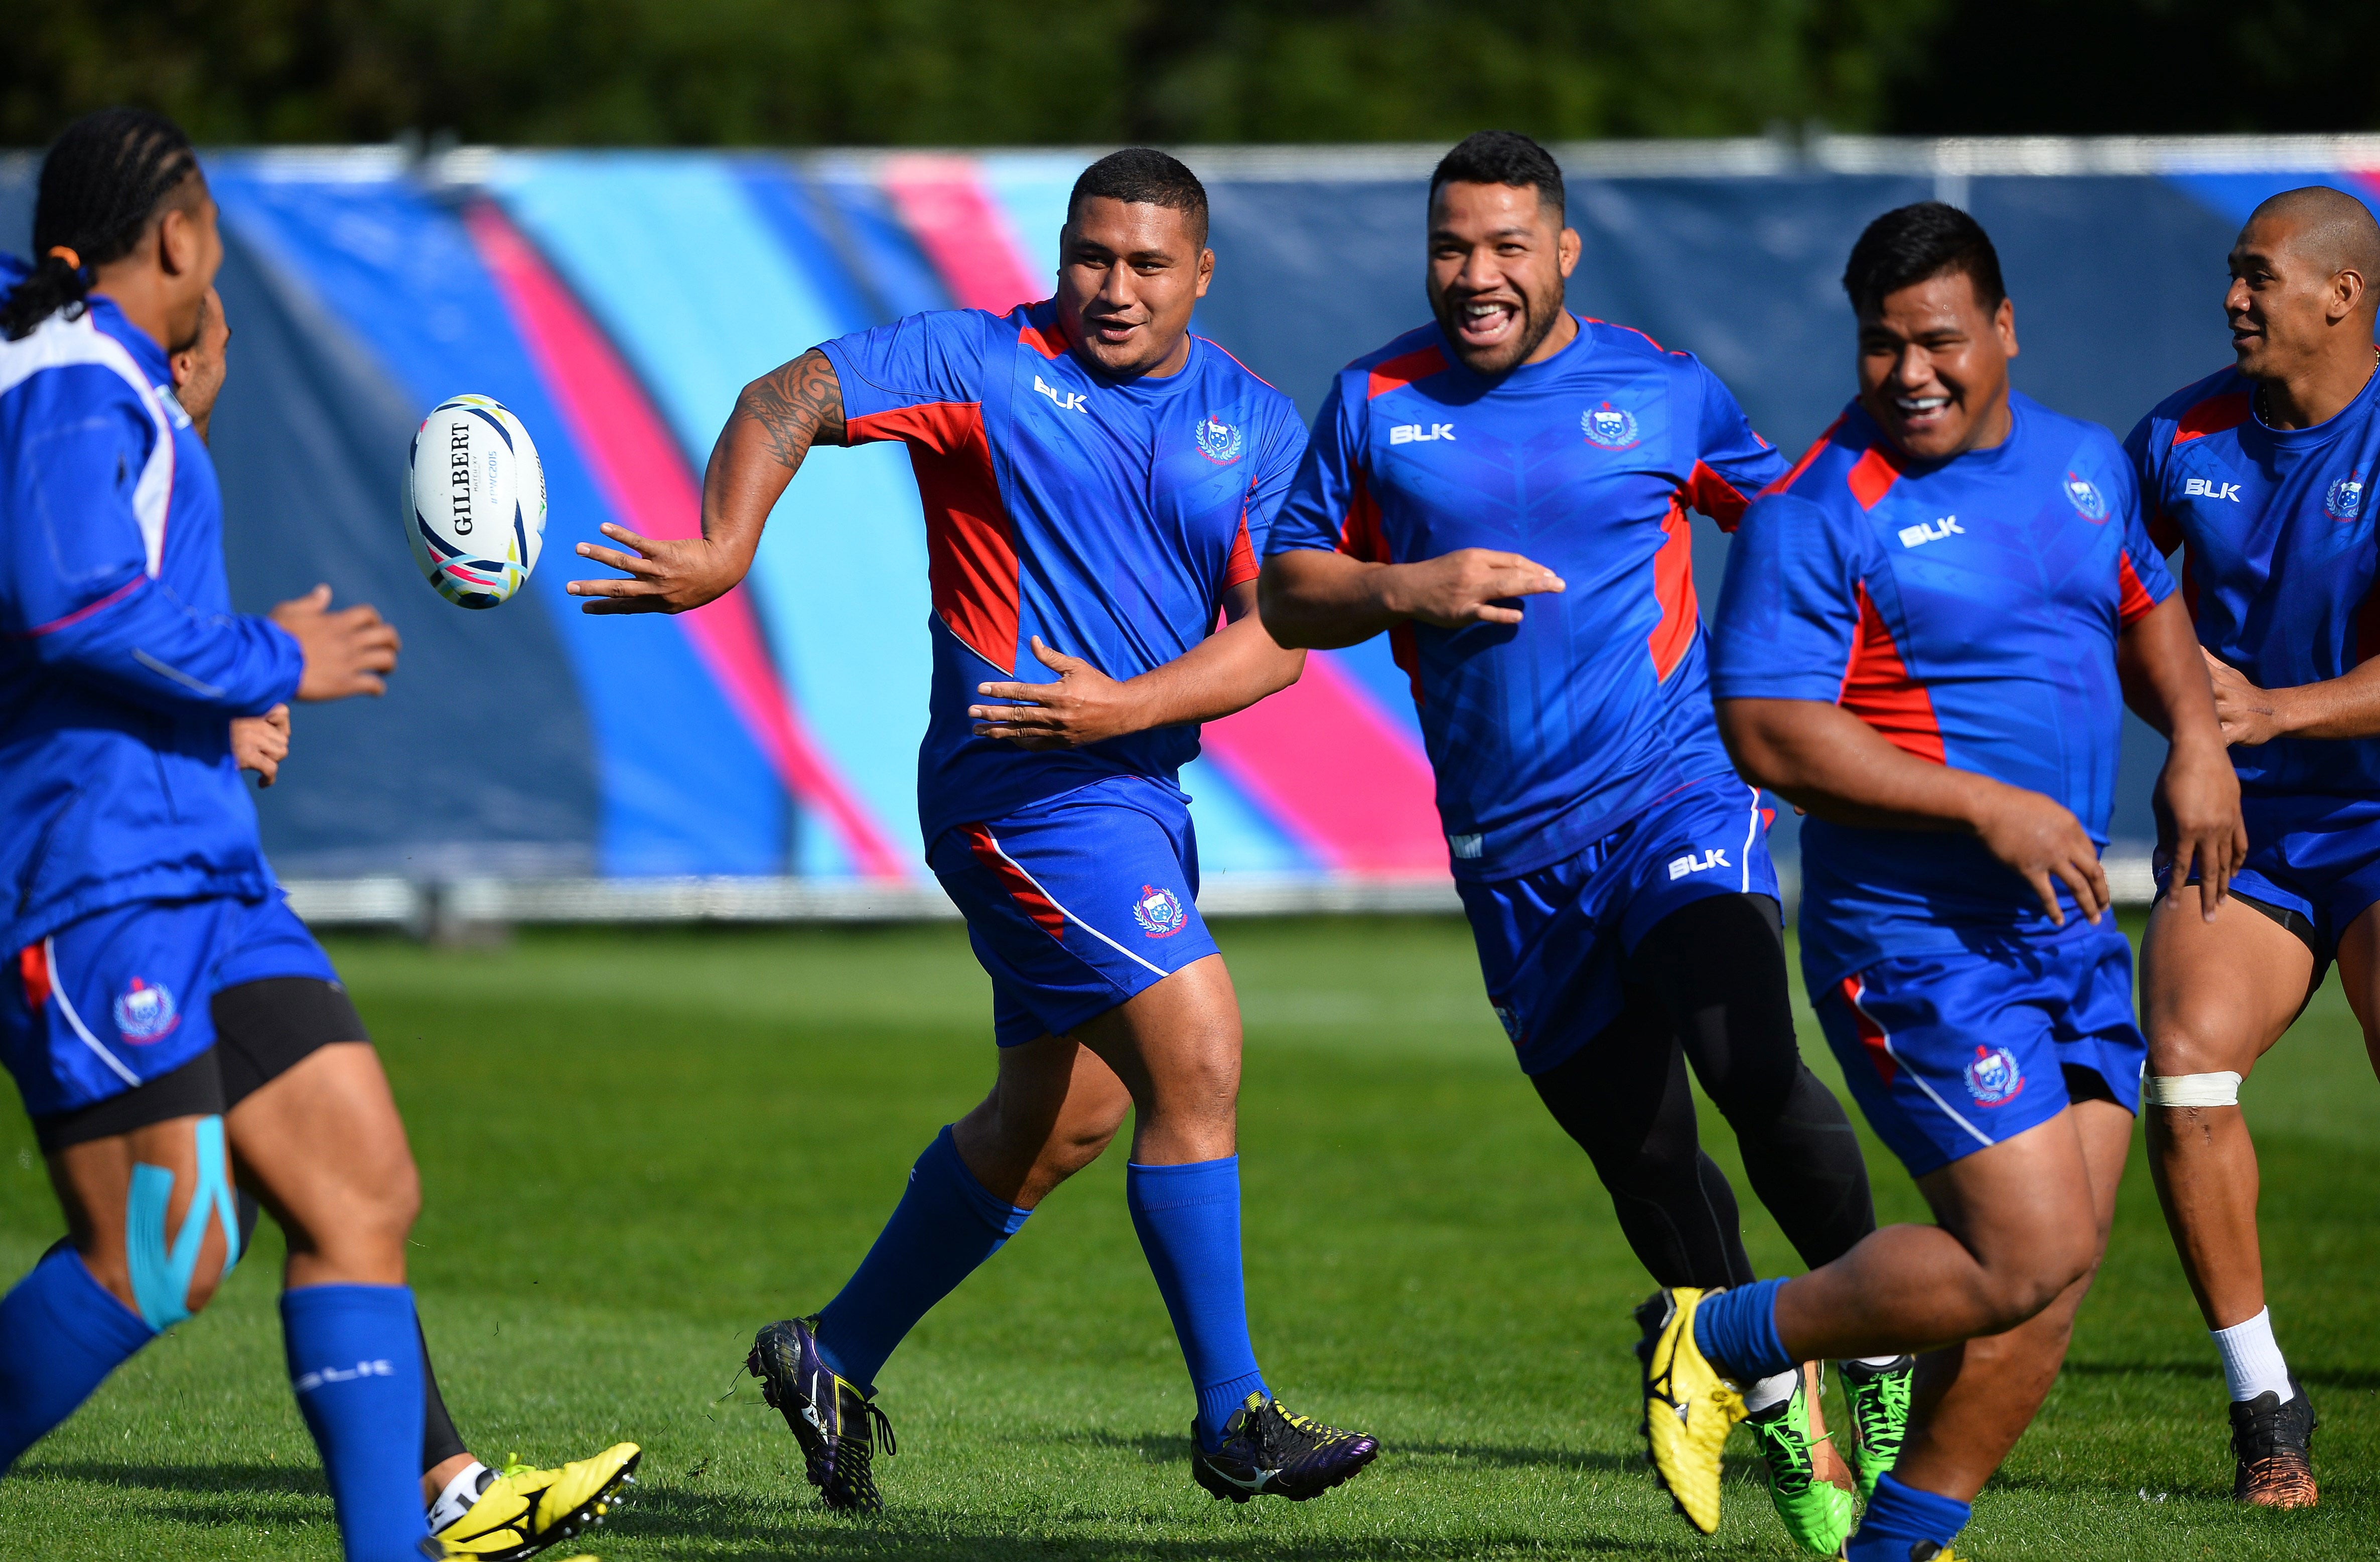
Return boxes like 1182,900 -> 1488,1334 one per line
1640,202 -> 2242,1558
566,148 -> 1378,1511
2126,185 -> 2380,1509
1258,130 -> 1898,1554
167,292 -> 642,1557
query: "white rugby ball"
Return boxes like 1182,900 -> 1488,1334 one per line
405,394 -> 546,609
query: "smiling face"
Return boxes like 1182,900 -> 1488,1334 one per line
1426,180 -> 1581,376
1855,269 -> 2019,461
2226,212 -> 2366,382
1052,196 -> 1213,379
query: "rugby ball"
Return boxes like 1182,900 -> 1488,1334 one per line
405,394 -> 546,609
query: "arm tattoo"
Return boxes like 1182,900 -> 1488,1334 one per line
735,348 -> 846,471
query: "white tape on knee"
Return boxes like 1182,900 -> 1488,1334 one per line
2143,1071 -> 2242,1107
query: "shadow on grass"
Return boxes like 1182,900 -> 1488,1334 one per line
21,1461 -> 326,1499
1064,1427 -> 1645,1476
2062,1360 -> 2380,1394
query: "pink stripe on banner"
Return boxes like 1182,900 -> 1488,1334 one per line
464,203 -> 910,880
881,156 -> 1043,314
1200,651 -> 1446,875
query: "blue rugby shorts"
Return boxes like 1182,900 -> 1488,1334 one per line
930,774 -> 1220,1047
2159,789 -> 2380,963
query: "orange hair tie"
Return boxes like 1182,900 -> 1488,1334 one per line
45,245 -> 81,270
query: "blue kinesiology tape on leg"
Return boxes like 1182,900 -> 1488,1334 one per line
1846,1472 -> 1972,1560
813,1125 -> 1032,1392
283,1283 -> 428,1561
0,1246 -> 156,1472
1691,1276 -> 1793,1384
1126,1157 -> 1269,1450
125,1115 -> 242,1330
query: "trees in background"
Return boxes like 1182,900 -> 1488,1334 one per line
3,0 -> 2371,148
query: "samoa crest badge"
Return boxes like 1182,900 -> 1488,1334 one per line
2328,474 -> 2365,521
1133,884 -> 1189,938
111,977 -> 180,1044
1582,402 -> 1640,450
2066,473 -> 2110,521
1962,1044 -> 2025,1107
1194,412 -> 1244,465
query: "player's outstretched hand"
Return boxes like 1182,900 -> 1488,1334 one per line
2200,646 -> 2288,746
970,638 -> 1138,751
2156,725 -> 2247,923
231,703 -> 291,788
567,524 -> 745,614
1971,783 -> 2108,926
272,585 -> 400,701
1390,548 -> 1564,628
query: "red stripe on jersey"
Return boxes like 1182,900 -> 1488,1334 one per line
1759,415 -> 1848,498
2174,391 -> 2251,445
2146,499 -> 2182,555
1838,975 -> 1896,1084
1648,496 -> 1700,680
1680,458 -> 1754,532
2118,553 -> 2159,626
1579,315 -> 1665,352
965,826 -> 1065,938
1367,345 -> 1448,400
1847,444 -> 1905,510
848,403 -> 1021,671
18,945 -> 49,1010
1017,309 -> 1067,360
1330,471 -> 1423,705
1223,512 -> 1258,590
1839,582 -> 1946,764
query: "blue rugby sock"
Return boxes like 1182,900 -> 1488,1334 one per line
282,1284 -> 426,1562
1126,1157 -> 1269,1451
1846,1471 -> 1972,1560
813,1125 -> 1032,1393
1691,1276 -> 1793,1384
0,1247 -> 155,1472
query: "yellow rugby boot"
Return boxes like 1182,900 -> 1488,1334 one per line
433,1443 -> 640,1558
1635,1287 -> 1746,1536
420,1540 -> 596,1562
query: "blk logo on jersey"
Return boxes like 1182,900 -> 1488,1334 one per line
1962,1044 -> 2025,1107
1582,403 -> 1640,450
1390,422 -> 1456,445
1195,413 -> 1244,464
2328,475 -> 2365,521
1033,375 -> 1088,414
111,977 -> 179,1043
2183,477 -> 2243,503
1667,847 -> 1731,881
1898,515 -> 1964,549
1132,885 -> 1189,937
2065,474 -> 2109,521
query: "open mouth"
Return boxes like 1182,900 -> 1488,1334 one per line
1454,298 -> 1521,349
1084,314 -> 1143,345
1889,393 -> 1952,432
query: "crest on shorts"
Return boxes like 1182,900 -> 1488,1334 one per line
2328,474 -> 2365,521
2065,473 -> 2109,521
1582,402 -> 1640,450
111,977 -> 179,1043
1195,413 -> 1244,465
1962,1043 -> 2025,1107
1492,1004 -> 1523,1042
1133,884 -> 1189,938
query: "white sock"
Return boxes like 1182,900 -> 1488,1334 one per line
1743,1368 -> 1798,1414
427,1460 -> 492,1532
2211,1308 -> 2294,1405
1848,1355 -> 1903,1370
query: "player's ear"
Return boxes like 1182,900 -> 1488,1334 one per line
1195,246 -> 1214,299
1995,295 -> 2018,359
2330,265 -> 2365,324
1558,227 -> 1582,278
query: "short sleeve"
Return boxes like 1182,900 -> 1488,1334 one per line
1709,491 -> 1867,701
1679,361 -> 1788,532
1266,376 -> 1380,560
2111,454 -> 2177,626
1238,396 -> 1310,562
2122,409 -> 2181,554
817,309 -> 997,449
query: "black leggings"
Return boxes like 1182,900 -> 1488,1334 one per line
1531,893 -> 1875,1291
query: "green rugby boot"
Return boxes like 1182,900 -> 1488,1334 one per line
1745,1371 -> 1855,1556
1839,1355 -> 1914,1503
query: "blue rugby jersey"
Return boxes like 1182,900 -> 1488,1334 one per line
0,257 -> 303,952
2125,361 -> 2380,798
1263,316 -> 1784,881
818,301 -> 1306,842
1711,393 -> 2173,988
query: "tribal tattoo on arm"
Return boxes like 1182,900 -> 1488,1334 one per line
732,348 -> 847,471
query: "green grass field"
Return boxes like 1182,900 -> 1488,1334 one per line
1,913 -> 2372,1558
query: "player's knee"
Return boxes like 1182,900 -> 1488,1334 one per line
1975,1232 -> 2095,1329
118,1117 -> 246,1331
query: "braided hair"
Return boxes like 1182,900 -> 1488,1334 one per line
2,108 -> 201,341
